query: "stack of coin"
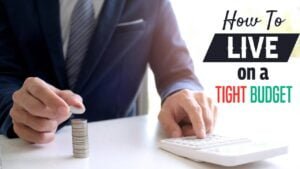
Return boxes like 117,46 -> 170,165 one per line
71,119 -> 89,158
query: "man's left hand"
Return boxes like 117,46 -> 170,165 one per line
158,89 -> 217,138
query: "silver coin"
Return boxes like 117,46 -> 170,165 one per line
72,132 -> 88,135
72,138 -> 89,142
73,148 -> 89,152
72,130 -> 88,134
71,119 -> 87,124
73,145 -> 88,148
73,149 -> 89,152
72,127 -> 87,131
73,150 -> 88,153
73,141 -> 88,144
73,152 -> 89,156
73,143 -> 89,147
72,138 -> 87,141
73,141 -> 88,143
70,106 -> 86,115
73,147 -> 89,151
72,135 -> 88,139
72,125 -> 88,129
72,125 -> 88,128
73,153 -> 89,158
72,129 -> 88,133
74,151 -> 89,154
72,134 -> 88,137
71,123 -> 88,127
73,142 -> 89,145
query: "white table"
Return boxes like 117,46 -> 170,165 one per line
1,109 -> 299,169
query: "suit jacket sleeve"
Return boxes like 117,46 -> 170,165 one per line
0,2 -> 24,138
149,0 -> 203,101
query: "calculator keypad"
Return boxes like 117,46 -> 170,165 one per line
161,135 -> 251,150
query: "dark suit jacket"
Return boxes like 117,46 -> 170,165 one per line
0,0 -> 202,137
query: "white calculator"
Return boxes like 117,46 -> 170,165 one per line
159,134 -> 288,167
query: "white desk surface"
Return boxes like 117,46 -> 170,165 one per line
1,109 -> 299,169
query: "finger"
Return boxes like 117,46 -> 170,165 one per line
180,96 -> 206,138
24,77 -> 69,115
56,90 -> 85,109
12,90 -> 54,119
196,95 -> 214,134
10,107 -> 58,132
10,105 -> 24,123
181,124 -> 195,136
207,97 -> 217,133
158,110 -> 182,138
13,122 -> 55,144
212,105 -> 218,130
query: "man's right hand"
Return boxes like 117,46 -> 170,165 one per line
10,77 -> 85,144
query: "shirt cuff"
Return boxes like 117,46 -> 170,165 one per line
159,80 -> 204,102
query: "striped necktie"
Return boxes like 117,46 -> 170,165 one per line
66,0 -> 96,88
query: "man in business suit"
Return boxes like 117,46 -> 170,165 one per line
0,0 -> 217,144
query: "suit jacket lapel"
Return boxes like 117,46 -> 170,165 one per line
75,0 -> 126,93
36,0 -> 68,89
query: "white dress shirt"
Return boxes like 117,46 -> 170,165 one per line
60,0 -> 105,58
